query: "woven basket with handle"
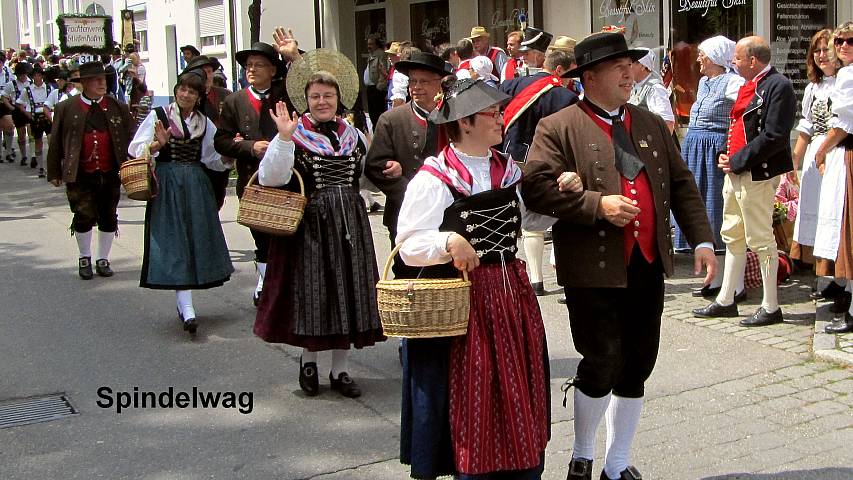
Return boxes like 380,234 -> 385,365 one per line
237,169 -> 307,236
119,145 -> 153,201
376,242 -> 471,338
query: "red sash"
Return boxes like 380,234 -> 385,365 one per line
502,75 -> 562,133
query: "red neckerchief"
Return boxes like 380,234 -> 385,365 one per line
421,145 -> 507,196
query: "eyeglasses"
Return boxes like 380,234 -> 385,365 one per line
307,93 -> 337,102
245,63 -> 272,70
834,37 -> 853,47
476,110 -> 502,119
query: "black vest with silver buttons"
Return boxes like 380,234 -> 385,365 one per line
294,144 -> 365,194
440,186 -> 520,264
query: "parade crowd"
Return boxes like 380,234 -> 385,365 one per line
3,18 -> 853,480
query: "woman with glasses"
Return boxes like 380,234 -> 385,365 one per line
254,51 -> 385,399
674,35 -> 745,299
792,29 -> 842,302
127,70 -> 234,336
395,77 -> 573,479
813,22 -> 853,334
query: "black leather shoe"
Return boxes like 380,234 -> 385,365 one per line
692,285 -> 721,298
693,302 -> 738,318
811,281 -> 845,301
19,157 -> 26,166
29,157 -> 36,168
177,309 -> 197,335
299,358 -> 319,396
825,312 -> 853,334
531,282 -> 546,296
37,168 -> 45,178
78,256 -> 94,280
329,372 -> 361,398
369,201 -> 381,213
95,259 -> 114,277
567,457 -> 593,480
829,291 -> 852,314
734,289 -> 747,303
558,296 -> 567,304
740,307 -> 783,327
600,466 -> 642,480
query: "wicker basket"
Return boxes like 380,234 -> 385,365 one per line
119,154 -> 153,201
376,243 -> 471,338
237,170 -> 307,236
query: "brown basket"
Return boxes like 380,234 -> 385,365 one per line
237,170 -> 307,236
119,155 -> 153,201
376,243 -> 471,338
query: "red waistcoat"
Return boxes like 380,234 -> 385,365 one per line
727,70 -> 769,157
579,103 -> 658,264
79,98 -> 115,174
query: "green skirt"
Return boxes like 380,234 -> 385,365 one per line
140,161 -> 234,290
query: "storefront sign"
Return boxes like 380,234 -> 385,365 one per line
57,15 -> 114,55
592,0 -> 663,48
676,0 -> 748,17
770,1 -> 836,110
411,0 -> 450,52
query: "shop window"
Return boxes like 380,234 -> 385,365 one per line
590,0 -> 663,48
354,7 -> 386,78
668,1 -> 752,118
411,0 -> 449,53
478,0 -> 529,46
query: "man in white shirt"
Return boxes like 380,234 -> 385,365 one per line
628,48 -> 675,133
0,51 -> 15,163
3,62 -> 33,165
16,63 -> 52,176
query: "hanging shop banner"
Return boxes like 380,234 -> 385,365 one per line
591,0 -> 663,49
479,0 -> 527,44
770,1 -> 836,110
57,14 -> 114,55
411,0 -> 450,53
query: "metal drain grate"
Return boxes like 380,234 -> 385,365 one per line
0,393 -> 78,429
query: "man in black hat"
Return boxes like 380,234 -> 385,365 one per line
46,61 -> 136,280
364,52 -> 451,278
522,32 -> 716,480
500,27 -> 579,296
3,61 -> 33,165
16,63 -> 52,176
180,45 -> 201,65
182,55 -> 233,208
214,28 -> 300,306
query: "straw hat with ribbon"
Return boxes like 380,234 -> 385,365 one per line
286,48 -> 359,114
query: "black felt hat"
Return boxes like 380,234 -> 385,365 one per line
518,27 -> 553,53
235,42 -> 286,78
181,55 -> 217,75
395,52 -> 453,77
77,61 -> 108,79
180,45 -> 201,56
429,78 -> 509,124
562,32 -> 647,78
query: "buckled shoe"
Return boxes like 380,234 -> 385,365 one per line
78,256 -> 94,280
329,371 -> 361,398
299,358 -> 319,396
567,458 -> 593,480
600,465 -> 642,480
95,259 -> 114,277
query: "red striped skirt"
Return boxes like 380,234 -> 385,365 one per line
449,259 -> 549,474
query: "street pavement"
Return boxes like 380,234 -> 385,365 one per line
0,163 -> 851,480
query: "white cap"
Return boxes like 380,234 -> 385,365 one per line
637,48 -> 656,72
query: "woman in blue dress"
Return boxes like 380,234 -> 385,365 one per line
128,71 -> 234,336
674,35 -> 745,299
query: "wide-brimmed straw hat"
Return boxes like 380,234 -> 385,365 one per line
469,26 -> 490,39
286,48 -> 359,114
548,36 -> 577,53
236,42 -> 286,78
429,78 -> 509,124
385,42 -> 402,55
562,32 -> 647,78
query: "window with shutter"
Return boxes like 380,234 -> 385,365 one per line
198,0 -> 225,46
133,10 -> 148,52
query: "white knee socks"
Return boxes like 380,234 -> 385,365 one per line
301,348 -> 318,364
331,349 -> 349,377
255,262 -> 266,294
572,389 -> 612,460
757,248 -> 780,312
523,230 -> 545,284
603,396 -> 644,479
97,230 -> 114,261
176,290 -> 195,320
75,230 -> 93,258
716,249 -> 747,306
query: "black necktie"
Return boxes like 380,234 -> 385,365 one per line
316,120 -> 341,152
255,90 -> 276,140
609,112 -> 644,181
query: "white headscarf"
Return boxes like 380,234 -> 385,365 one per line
637,48 -> 657,73
469,55 -> 498,82
699,35 -> 736,73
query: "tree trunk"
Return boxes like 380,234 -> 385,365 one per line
249,0 -> 262,45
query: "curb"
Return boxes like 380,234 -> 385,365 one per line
813,302 -> 853,367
